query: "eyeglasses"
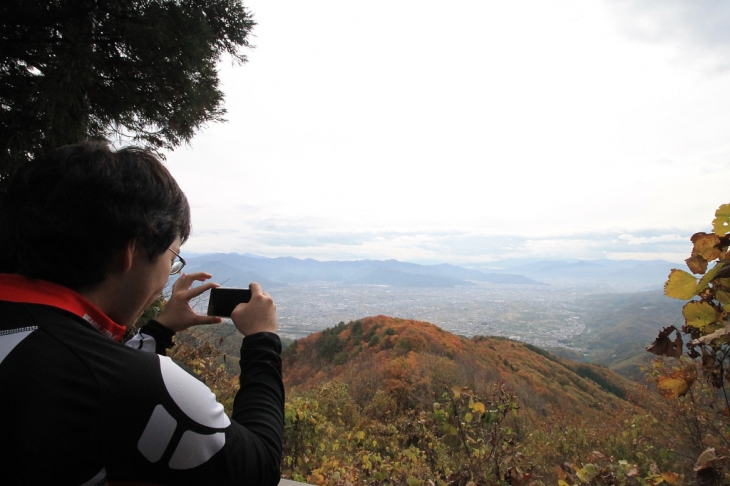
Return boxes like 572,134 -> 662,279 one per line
168,248 -> 186,275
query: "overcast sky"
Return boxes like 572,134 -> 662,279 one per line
163,0 -> 730,265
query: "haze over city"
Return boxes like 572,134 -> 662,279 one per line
160,1 -> 730,265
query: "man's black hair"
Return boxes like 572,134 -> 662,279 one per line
0,141 -> 191,291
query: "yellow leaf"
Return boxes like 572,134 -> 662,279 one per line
665,269 -> 698,300
465,412 -> 473,423
683,301 -> 717,331
713,204 -> 730,236
661,472 -> 681,484
451,385 -> 462,399
558,480 -> 570,486
473,402 -> 485,413
657,377 -> 689,398
657,366 -> 697,398
576,466 -> 594,482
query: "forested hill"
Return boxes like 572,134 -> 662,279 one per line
278,316 -> 691,482
282,315 -> 642,418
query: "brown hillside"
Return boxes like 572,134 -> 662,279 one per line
282,315 -> 644,419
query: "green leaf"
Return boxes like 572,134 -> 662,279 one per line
465,413 -> 473,423
713,204 -> 730,236
683,301 -> 717,331
577,463 -> 597,482
717,290 -> 730,305
698,262 -> 727,292
665,269 -> 698,299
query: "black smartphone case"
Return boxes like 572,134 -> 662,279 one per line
206,288 -> 252,317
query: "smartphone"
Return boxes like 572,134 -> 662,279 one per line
206,287 -> 252,317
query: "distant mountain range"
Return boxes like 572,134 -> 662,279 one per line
556,289 -> 686,380
183,253 -> 681,290
469,258 -> 680,291
183,254 -> 544,288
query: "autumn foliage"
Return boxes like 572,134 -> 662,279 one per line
276,316 -> 687,484
147,269 -> 730,484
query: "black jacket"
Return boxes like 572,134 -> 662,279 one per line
0,284 -> 284,485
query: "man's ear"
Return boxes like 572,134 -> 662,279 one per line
120,238 -> 139,272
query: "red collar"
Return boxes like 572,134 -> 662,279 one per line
0,274 -> 127,342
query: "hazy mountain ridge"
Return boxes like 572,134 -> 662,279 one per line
471,258 -> 680,291
184,253 -> 545,288
569,289 -> 685,379
184,253 -> 680,291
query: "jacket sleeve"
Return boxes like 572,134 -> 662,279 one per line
124,320 -> 175,355
222,332 -> 285,485
107,332 -> 284,485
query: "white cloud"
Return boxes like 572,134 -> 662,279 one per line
165,0 -> 730,263
617,234 -> 686,245
608,1 -> 730,69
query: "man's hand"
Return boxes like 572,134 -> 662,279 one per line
155,272 -> 222,332
230,283 -> 278,336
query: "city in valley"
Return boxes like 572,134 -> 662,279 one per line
246,283 -> 593,350
183,254 -> 682,359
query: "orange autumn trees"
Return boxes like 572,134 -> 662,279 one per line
280,316 -> 687,484
283,316 -> 640,420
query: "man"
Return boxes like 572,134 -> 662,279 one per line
0,142 -> 284,485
